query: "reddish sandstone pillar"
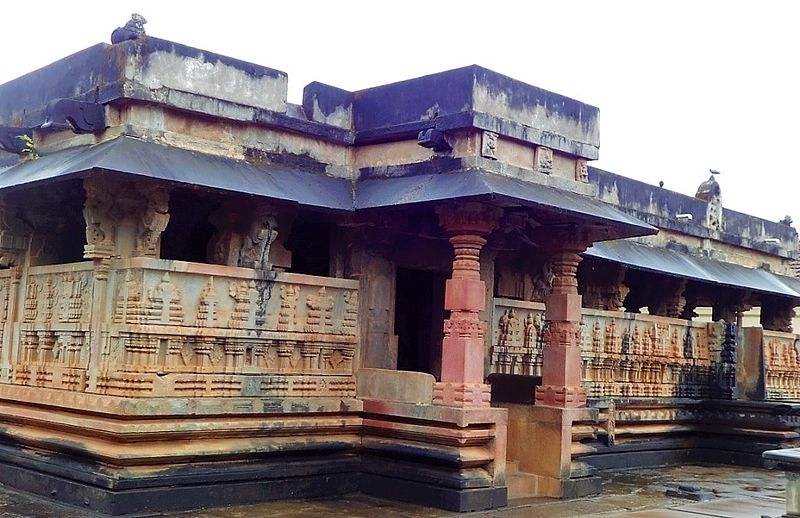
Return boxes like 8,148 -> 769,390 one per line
433,202 -> 502,407
536,240 -> 589,408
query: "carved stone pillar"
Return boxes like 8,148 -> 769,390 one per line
433,202 -> 502,407
536,231 -> 591,408
0,197 -> 27,382
1,267 -> 22,382
87,258 -> 111,393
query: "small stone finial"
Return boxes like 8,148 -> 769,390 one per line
695,174 -> 721,201
111,14 -> 147,44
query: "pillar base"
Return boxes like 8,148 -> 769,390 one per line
503,403 -> 598,499
535,384 -> 586,407
433,381 -> 491,407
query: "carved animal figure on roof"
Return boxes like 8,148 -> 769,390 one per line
695,174 -> 721,201
111,14 -> 147,44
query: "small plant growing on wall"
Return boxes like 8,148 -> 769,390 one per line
17,134 -> 39,160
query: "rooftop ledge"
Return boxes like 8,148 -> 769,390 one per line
0,37 -> 599,158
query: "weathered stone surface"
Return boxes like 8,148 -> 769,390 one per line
356,368 -> 433,404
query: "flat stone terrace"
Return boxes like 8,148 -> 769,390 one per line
0,465 -> 785,517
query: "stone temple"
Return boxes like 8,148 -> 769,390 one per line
1,19 -> 800,516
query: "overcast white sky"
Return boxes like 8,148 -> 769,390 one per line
1,1 -> 798,225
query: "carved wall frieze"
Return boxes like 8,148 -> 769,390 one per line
763,331 -> 800,400
196,277 -> 218,327
278,284 -> 300,332
59,272 -> 89,323
7,261 -> 360,398
114,270 -> 144,324
491,299 -> 737,399
228,280 -> 258,329
305,287 -> 335,333
145,273 -> 184,324
23,278 -> 41,322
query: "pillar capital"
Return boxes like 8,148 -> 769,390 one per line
538,225 -> 594,254
436,202 -> 502,237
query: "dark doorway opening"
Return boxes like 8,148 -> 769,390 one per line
161,189 -> 217,263
285,215 -> 331,277
394,268 -> 447,378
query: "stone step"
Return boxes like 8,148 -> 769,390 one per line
506,471 -> 540,500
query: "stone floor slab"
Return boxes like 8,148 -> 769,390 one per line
672,495 -> 785,517
0,465 -> 788,517
601,511 -> 701,518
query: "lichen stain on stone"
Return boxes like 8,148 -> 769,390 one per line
311,98 -> 352,129
135,51 -> 288,113
473,84 -> 600,146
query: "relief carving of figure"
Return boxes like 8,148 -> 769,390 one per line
575,159 -> 589,183
535,146 -> 554,175
523,312 -> 536,348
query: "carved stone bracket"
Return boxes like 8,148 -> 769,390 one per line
238,204 -> 278,271
0,199 -> 28,267
83,177 -> 118,259
712,289 -> 754,323
207,202 -> 278,271
134,185 -> 170,258
761,296 -> 797,333
580,261 -> 628,311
